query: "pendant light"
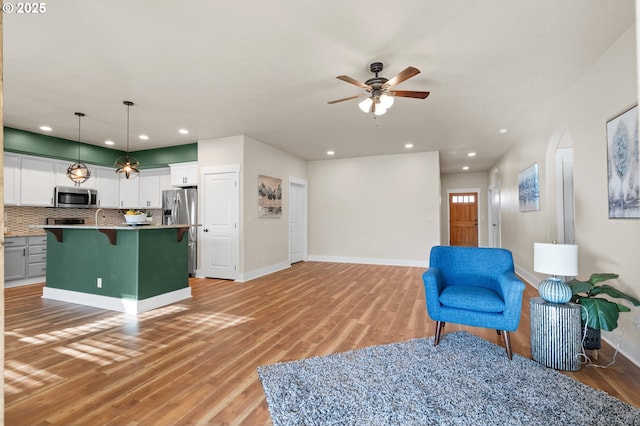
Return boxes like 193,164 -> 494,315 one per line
66,112 -> 91,186
114,100 -> 140,179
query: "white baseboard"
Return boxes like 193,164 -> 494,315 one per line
42,287 -> 192,314
237,261 -> 290,282
308,255 -> 429,268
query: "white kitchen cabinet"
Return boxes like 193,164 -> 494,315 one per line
169,162 -> 198,187
159,167 -> 172,193
20,156 -> 55,206
95,166 -> 120,208
4,153 -> 21,205
119,177 -> 139,209
139,169 -> 161,208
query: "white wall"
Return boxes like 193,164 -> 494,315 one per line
308,151 -> 441,266
440,172 -> 489,246
242,136 -> 307,278
198,135 -> 308,280
491,25 -> 640,365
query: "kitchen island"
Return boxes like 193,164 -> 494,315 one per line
34,224 -> 196,314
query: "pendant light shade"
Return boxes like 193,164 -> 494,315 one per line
115,101 -> 140,179
66,112 -> 91,186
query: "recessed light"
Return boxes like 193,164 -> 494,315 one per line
498,128 -> 508,134
178,129 -> 189,135
462,166 -> 470,171
104,140 -> 115,146
39,125 -> 52,132
139,134 -> 149,140
327,150 -> 335,156
405,143 -> 414,149
467,152 -> 476,157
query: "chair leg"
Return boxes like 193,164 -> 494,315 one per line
434,321 -> 445,346
502,330 -> 513,360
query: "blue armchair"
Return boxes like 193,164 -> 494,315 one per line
422,245 -> 526,359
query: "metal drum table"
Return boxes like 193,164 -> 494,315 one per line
530,297 -> 582,371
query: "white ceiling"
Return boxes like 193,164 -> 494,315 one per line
3,0 -> 635,173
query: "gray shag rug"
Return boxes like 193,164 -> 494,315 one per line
257,331 -> 640,426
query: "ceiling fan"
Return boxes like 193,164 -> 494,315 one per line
328,62 -> 430,115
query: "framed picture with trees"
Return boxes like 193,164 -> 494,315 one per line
606,105 -> 639,219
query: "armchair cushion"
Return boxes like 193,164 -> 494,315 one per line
439,285 -> 505,313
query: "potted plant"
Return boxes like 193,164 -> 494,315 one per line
568,273 -> 640,349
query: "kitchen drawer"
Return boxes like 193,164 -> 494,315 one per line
29,253 -> 47,263
28,235 -> 47,245
28,262 -> 47,278
5,237 -> 27,247
29,245 -> 47,255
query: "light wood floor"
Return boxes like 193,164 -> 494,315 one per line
5,262 -> 640,425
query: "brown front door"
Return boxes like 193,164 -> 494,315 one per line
449,192 -> 478,246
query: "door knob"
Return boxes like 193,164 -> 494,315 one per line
203,228 -> 209,232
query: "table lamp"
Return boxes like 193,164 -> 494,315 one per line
533,242 -> 578,303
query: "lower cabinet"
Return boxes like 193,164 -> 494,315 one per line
4,237 -> 27,281
4,235 -> 48,282
28,235 -> 47,278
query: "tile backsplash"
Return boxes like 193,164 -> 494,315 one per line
5,206 -> 162,236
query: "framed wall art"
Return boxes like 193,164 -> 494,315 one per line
518,163 -> 540,212
607,105 -> 639,219
258,175 -> 282,217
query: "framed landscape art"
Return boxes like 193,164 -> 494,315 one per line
258,175 -> 282,217
607,105 -> 639,219
518,163 -> 540,212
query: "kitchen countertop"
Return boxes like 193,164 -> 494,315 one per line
32,224 -> 200,230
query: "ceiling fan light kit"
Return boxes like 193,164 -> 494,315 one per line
329,61 -> 429,116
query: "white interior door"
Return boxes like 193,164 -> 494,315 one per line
289,178 -> 307,264
202,169 -> 239,279
489,184 -> 501,248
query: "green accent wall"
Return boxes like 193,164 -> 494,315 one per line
45,227 -> 188,300
4,127 -> 197,168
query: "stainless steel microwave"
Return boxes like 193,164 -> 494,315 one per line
54,186 -> 98,208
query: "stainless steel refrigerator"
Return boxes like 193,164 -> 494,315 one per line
162,188 -> 197,276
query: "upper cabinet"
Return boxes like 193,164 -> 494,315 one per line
4,152 -> 177,210
20,156 -> 55,206
169,162 -> 198,187
4,153 -> 21,205
119,167 -> 170,209
95,166 -> 120,208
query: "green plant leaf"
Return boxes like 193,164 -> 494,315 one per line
579,297 -> 620,331
587,273 -> 619,285
568,279 -> 592,295
590,284 -> 640,306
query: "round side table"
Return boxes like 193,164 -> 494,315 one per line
529,297 -> 582,371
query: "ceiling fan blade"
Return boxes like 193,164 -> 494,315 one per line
327,94 -> 366,104
336,75 -> 370,89
384,66 -> 421,88
387,90 -> 430,99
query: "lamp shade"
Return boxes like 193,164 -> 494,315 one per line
359,97 -> 373,113
533,243 -> 578,277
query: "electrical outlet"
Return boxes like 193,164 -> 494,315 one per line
97,277 -> 102,288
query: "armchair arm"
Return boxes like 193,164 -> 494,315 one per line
497,271 -> 526,323
422,267 -> 445,318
